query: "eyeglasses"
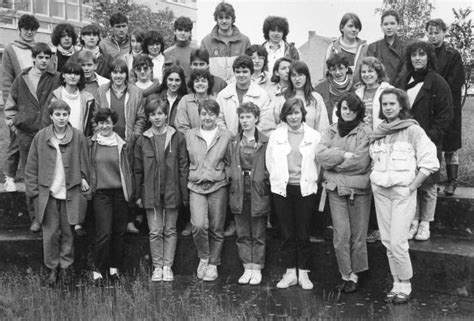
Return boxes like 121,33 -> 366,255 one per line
136,66 -> 149,72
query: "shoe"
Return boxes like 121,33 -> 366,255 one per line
324,225 -> 334,240
197,259 -> 208,279
109,268 -> 121,284
181,223 -> 192,237
298,269 -> 313,290
335,280 -> 348,291
343,280 -> 358,293
407,224 -> 418,240
47,269 -> 58,287
414,224 -> 430,241
366,230 -> 380,243
238,269 -> 252,284
276,268 -> 297,289
249,270 -> 262,285
385,282 -> 401,303
4,176 -> 17,192
224,221 -> 236,237
92,271 -> 104,286
59,267 -> 73,285
151,267 -> 163,282
203,264 -> 218,281
126,222 -> 139,234
30,220 -> 41,233
162,266 -> 174,282
74,225 -> 87,237
393,292 -> 411,304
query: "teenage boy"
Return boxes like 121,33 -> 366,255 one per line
2,14 -> 40,192
201,2 -> 251,82
367,10 -> 406,85
425,18 -> 465,196
73,49 -> 110,97
99,13 -> 130,59
164,16 -> 197,78
4,43 -> 62,232
189,48 -> 227,96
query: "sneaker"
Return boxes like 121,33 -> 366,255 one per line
276,268 -> 297,289
197,259 -> 208,279
162,266 -> 174,282
109,268 -> 121,284
366,230 -> 380,243
203,264 -> 218,281
224,221 -> 236,237
238,269 -> 252,284
181,223 -> 192,237
249,270 -> 262,285
4,176 -> 17,192
151,267 -> 163,282
92,271 -> 104,286
415,224 -> 430,241
30,220 -> 41,233
407,224 -> 418,240
385,282 -> 401,303
298,269 -> 313,290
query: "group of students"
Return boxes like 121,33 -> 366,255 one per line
2,1 -> 465,305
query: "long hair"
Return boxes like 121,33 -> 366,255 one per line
285,61 -> 315,105
405,40 -> 437,73
158,65 -> 188,96
279,97 -> 307,123
335,92 -> 365,122
61,61 -> 85,91
378,88 -> 412,121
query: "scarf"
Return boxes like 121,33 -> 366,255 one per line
329,74 -> 353,98
369,119 -> 418,143
57,45 -> 75,57
96,132 -> 119,146
88,46 -> 101,59
337,118 -> 361,137
406,69 -> 428,90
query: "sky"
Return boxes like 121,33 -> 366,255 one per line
195,0 -> 473,47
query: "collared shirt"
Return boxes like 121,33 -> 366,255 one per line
265,40 -> 285,75
239,134 -> 258,170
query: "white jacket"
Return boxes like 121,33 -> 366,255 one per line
266,122 -> 321,197
355,82 -> 393,130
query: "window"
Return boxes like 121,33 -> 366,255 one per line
15,0 -> 31,12
66,0 -> 79,20
81,0 -> 92,22
1,0 -> 13,9
52,0 -> 65,18
35,0 -> 49,15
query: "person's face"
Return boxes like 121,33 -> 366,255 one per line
328,64 -> 348,82
193,77 -> 209,95
239,112 -> 258,131
410,49 -> 428,71
112,22 -> 128,40
148,42 -> 161,57
97,117 -> 114,137
63,72 -> 80,87
217,14 -> 233,32
19,27 -> 36,43
275,60 -> 291,83
340,101 -> 357,122
166,72 -> 182,94
290,70 -> 307,90
341,19 -> 360,41
360,64 -> 379,86
135,64 -> 151,82
381,15 -> 399,38
190,59 -> 209,71
149,108 -> 168,130
250,52 -> 265,73
60,32 -> 73,49
33,53 -> 51,72
130,35 -> 142,53
381,93 -> 401,122
175,28 -> 191,42
285,106 -> 303,129
81,59 -> 97,79
426,25 -> 445,48
81,33 -> 99,48
269,28 -> 283,44
50,109 -> 70,129
200,108 -> 217,130
234,67 -> 252,88
111,70 -> 127,86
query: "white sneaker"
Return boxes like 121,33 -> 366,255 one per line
151,267 -> 163,282
415,223 -> 430,241
4,176 -> 17,192
249,269 -> 262,285
298,269 -> 314,290
407,224 -> 419,240
197,259 -> 209,279
238,269 -> 252,284
203,264 -> 218,281
276,268 -> 297,288
162,266 -> 174,281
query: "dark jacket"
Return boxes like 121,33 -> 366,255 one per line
70,48 -> 113,79
134,126 -> 189,209
146,91 -> 184,128
366,35 -> 406,85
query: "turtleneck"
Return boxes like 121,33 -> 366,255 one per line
175,39 -> 191,48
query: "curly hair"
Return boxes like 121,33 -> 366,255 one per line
378,88 -> 412,121
51,23 -> 78,47
359,57 -> 387,84
94,108 -> 119,125
142,30 -> 165,55
262,16 -> 289,41
188,69 -> 214,95
18,14 -> 39,31
405,40 -> 437,73
213,2 -> 235,23
325,53 -> 352,77
335,92 -> 365,122
245,45 -> 268,72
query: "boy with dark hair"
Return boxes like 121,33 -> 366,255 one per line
99,13 -> 130,59
51,23 -> 78,72
164,16 -> 197,78
189,48 -> 227,96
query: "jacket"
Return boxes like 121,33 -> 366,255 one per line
24,124 -> 90,225
227,131 -> 271,217
200,25 -> 251,82
70,48 -> 113,79
146,91 -> 184,128
89,132 -> 133,202
216,81 -> 273,136
314,78 -> 354,124
366,35 -> 406,85
266,122 -> 321,197
99,36 -> 131,60
262,40 -> 300,61
316,122 -> 372,196
174,94 -> 202,134
134,126 -> 189,209
185,126 -> 233,194
355,82 -> 393,130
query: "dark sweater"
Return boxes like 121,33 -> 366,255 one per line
95,145 -> 121,190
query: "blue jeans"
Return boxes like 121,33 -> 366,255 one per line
146,205 -> 178,268
190,187 -> 227,266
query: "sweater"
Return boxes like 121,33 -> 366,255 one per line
164,41 -> 198,78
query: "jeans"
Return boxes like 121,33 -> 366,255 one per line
4,128 -> 19,178
190,187 -> 227,266
92,189 -> 128,271
146,204 -> 178,268
18,131 -> 35,221
328,191 -> 371,277
272,185 -> 315,270
414,181 -> 437,222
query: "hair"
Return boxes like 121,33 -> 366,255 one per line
378,88 -> 412,120
132,54 -> 153,72
188,69 -> 214,95
61,61 -> 85,90
190,48 -> 210,64
335,92 -> 366,122
237,101 -> 260,120
425,18 -> 447,32
279,97 -> 307,123
32,42 -> 52,57
213,2 -> 235,23
48,100 -> 71,115
18,14 -> 39,31
270,57 -> 293,83
285,61 -> 315,105
262,16 -> 290,41
359,56 -> 387,84
381,9 -> 400,24
145,98 -> 169,119
51,23 -> 78,47
339,12 -> 362,34
325,53 -> 352,77
198,98 -> 220,115
232,55 -> 254,74
405,40 -> 437,73
109,12 -> 128,27
130,30 -> 146,53
174,16 -> 193,31
109,58 -> 129,81
80,24 -> 101,46
94,108 -> 119,124
74,49 -> 97,64
158,65 -> 187,96
142,30 -> 165,55
245,45 -> 268,72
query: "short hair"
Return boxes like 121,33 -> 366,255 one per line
270,57 -> 293,83
109,12 -> 128,27
188,69 -> 214,95
232,55 -> 254,74
94,108 -> 119,124
145,98 -> 169,120
18,14 -> 39,31
158,65 -> 188,96
48,100 -> 71,115
405,40 -> 437,73
198,98 -> 220,115
80,24 -> 101,46
237,102 -> 260,121
174,16 -> 193,31
425,18 -> 447,32
279,97 -> 307,123
213,2 -> 235,23
133,54 -> 153,69
142,30 -> 165,55
359,57 -> 387,84
245,45 -> 268,72
190,48 -> 210,64
109,58 -> 129,81
325,53 -> 352,77
381,9 -> 400,24
51,23 -> 78,47
61,61 -> 85,90
32,42 -> 52,58
335,92 -> 366,122
262,16 -> 290,41
74,49 -> 98,64
378,88 -> 412,120
339,12 -> 362,34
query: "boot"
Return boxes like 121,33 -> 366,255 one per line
444,164 -> 458,196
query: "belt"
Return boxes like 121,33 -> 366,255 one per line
242,170 -> 252,176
